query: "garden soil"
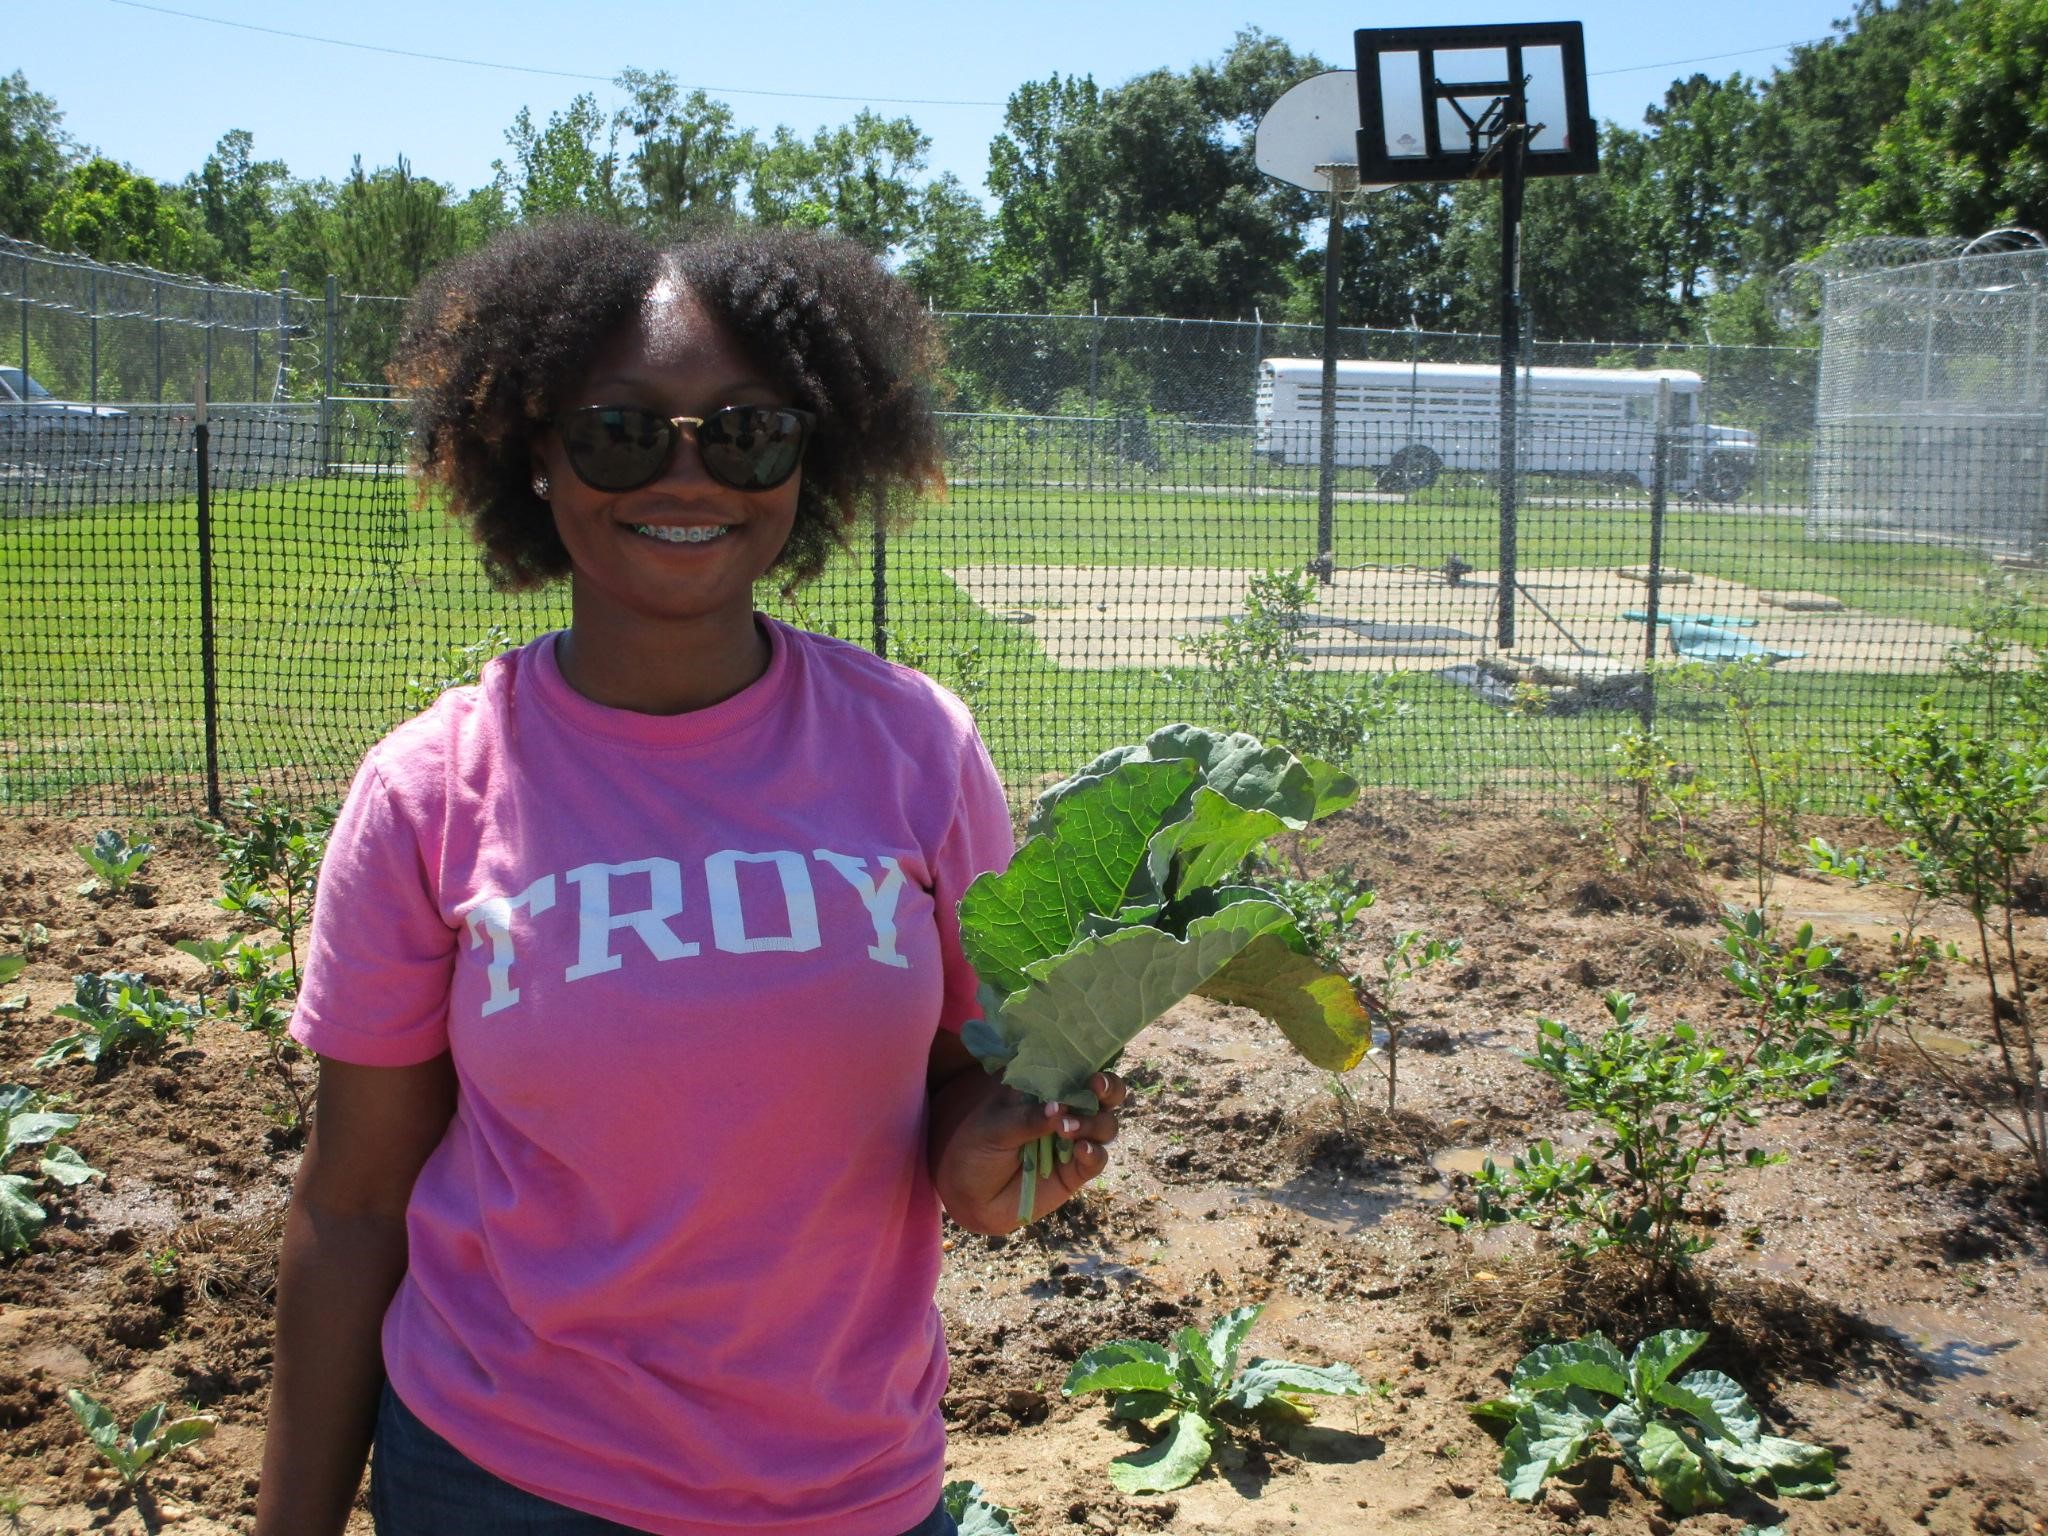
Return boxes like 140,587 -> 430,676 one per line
1,800 -> 2044,1535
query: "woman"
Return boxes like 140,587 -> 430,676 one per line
255,219 -> 1125,1536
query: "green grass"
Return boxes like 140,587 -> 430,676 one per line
3,469 -> 2038,810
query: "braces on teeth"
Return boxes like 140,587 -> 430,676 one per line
634,524 -> 728,543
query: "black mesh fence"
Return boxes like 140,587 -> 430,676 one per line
5,395 -> 2043,816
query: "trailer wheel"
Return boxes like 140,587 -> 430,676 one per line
1380,445 -> 1441,493
1700,452 -> 1752,504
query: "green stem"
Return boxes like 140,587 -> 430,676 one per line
1018,1143 -> 1038,1225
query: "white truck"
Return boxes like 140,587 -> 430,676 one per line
1254,357 -> 1758,502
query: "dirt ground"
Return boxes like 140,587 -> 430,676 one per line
943,563 -> 1985,676
0,798 -> 2043,1535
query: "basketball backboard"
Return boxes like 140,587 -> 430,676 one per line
1255,71 -> 1387,195
1353,22 -> 1597,184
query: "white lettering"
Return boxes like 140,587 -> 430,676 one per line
811,849 -> 910,968
461,875 -> 558,1016
706,850 -> 820,954
563,859 -> 696,981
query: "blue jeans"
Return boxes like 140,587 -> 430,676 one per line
370,1381 -> 958,1536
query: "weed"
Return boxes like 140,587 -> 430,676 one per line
1665,656 -> 1809,908
406,624 -> 516,711
207,789 -> 335,979
36,972 -> 200,1068
180,938 -> 309,1141
1601,725 -> 1711,873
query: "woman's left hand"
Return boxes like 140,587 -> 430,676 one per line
928,1039 -> 1127,1234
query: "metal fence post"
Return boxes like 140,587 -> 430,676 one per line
203,288 -> 215,398
193,374 -> 222,820
323,275 -> 338,473
274,271 -> 289,403
152,280 -> 163,403
1640,379 -> 1672,733
88,270 -> 98,404
871,517 -> 888,659
16,251 -> 27,390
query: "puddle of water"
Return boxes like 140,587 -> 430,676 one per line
1432,1147 -> 1494,1179
1903,1027 -> 1985,1059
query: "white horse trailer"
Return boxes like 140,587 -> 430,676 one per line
1254,358 -> 1758,502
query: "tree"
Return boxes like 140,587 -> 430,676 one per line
1747,0 -> 1957,265
182,129 -> 286,280
1851,0 -> 2048,235
39,157 -> 197,269
616,71 -> 757,232
271,156 -> 461,297
749,110 -> 929,253
1638,73 -> 1761,311
983,72 -> 1107,311
0,71 -> 72,242
497,93 -> 629,222
897,173 -> 993,310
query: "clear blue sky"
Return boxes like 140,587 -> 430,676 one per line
14,0 -> 1861,205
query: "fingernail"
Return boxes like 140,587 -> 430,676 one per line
1043,1101 -> 1063,1120
1060,1116 -> 1080,1134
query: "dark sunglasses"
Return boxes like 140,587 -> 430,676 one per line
555,403 -> 816,493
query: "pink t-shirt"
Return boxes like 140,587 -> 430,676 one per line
291,618 -> 1013,1536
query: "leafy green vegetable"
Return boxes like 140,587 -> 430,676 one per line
36,972 -> 201,1069
1471,1330 -> 1837,1516
1,1084 -> 103,1255
1064,1303 -> 1367,1493
959,726 -> 1376,1221
75,829 -> 154,895
64,1389 -> 215,1489
940,1481 -> 1020,1536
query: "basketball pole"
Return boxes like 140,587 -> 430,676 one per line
1314,163 -> 1359,586
1496,74 -> 1528,651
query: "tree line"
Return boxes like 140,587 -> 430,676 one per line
3,0 -> 2043,349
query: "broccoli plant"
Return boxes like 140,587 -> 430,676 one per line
64,1389 -> 215,1492
1,1084 -> 103,1254
1471,1329 -> 1836,1516
207,789 -> 335,977
35,972 -> 201,1068
1064,1304 -> 1367,1493
75,829 -> 154,896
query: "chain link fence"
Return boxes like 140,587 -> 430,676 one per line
5,241 -> 2043,815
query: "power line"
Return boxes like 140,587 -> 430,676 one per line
95,0 -> 1009,107
94,1 -> 1835,109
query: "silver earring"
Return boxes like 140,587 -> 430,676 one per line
532,473 -> 550,499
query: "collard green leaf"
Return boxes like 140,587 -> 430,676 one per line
1204,1304 -> 1261,1385
0,956 -> 21,987
1636,1421 -> 1731,1515
1469,1397 -> 1520,1428
1659,1369 -> 1761,1445
0,1173 -> 48,1253
961,758 -> 1199,994
1108,1410 -> 1216,1495
1500,1393 -> 1601,1502
1510,1333 -> 1630,1401
1227,1358 -> 1366,1413
1135,725 -> 1328,827
993,900 -> 1298,1105
1144,787 -> 1289,897
3,1108 -> 79,1162
1603,1400 -> 1647,1470
1629,1329 -> 1709,1397
40,1146 -> 102,1187
65,1389 -> 121,1453
941,1481 -> 1021,1536
1303,758 -> 1360,819
1195,931 -> 1374,1071
1110,1390 -> 1177,1422
1066,1341 -> 1177,1399
1716,1434 -> 1837,1498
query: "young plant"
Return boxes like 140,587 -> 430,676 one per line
1666,656 -> 1806,908
63,1389 -> 215,1491
1064,1304 -> 1367,1493
0,954 -> 23,1013
1163,567 -> 1405,772
1,1084 -> 103,1254
1602,725 -> 1711,873
405,624 -> 516,711
1366,929 -> 1462,1113
959,726 -> 1377,1222
75,829 -> 154,896
1858,698 -> 2048,1188
180,938 -> 310,1139
1444,991 -> 1842,1284
1471,1329 -> 1836,1515
208,789 -> 334,978
940,1481 -> 1020,1536
1716,907 -> 1892,1054
35,972 -> 201,1068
